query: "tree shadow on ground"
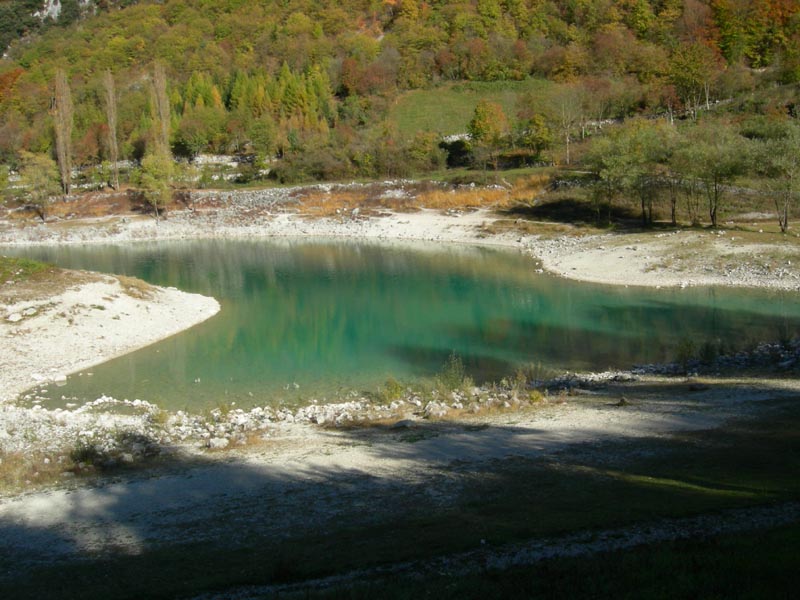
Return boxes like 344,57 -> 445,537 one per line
499,198 -> 640,228
1,383 -> 799,600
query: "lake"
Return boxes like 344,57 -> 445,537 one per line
8,239 -> 800,410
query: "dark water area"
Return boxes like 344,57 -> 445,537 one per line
8,239 -> 799,410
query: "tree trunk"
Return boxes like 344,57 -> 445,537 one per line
669,179 -> 678,226
103,70 -> 120,190
776,195 -> 789,233
641,193 -> 647,226
706,179 -> 720,228
53,69 -> 74,196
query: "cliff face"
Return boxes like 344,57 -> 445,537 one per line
33,0 -> 99,22
0,0 -> 131,52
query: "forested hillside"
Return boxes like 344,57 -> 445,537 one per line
1,1 -> 800,208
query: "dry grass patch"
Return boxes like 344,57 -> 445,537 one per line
0,450 -> 76,494
295,177 -> 550,217
482,218 -> 584,238
300,190 -> 370,217
506,172 -> 552,202
0,257 -> 98,304
416,186 -> 510,210
117,274 -> 156,300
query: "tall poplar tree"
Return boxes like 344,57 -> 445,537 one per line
140,62 -> 173,222
53,68 -> 74,195
152,62 -> 171,152
103,70 -> 120,190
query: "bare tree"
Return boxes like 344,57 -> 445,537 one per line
103,69 -> 120,190
543,83 -> 583,166
53,68 -> 74,195
755,122 -> 800,233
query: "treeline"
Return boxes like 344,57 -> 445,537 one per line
2,1 -> 800,208
581,114 -> 800,232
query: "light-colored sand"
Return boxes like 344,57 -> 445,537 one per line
0,275 -> 220,403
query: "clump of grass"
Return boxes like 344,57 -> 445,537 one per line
148,408 -> 171,427
69,439 -> 103,466
436,352 -> 474,394
528,389 -> 546,403
417,187 -> 509,210
117,274 -> 155,300
516,361 -> 558,386
0,256 -> 50,283
380,377 -> 405,403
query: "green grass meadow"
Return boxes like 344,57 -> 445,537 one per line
390,79 -> 553,137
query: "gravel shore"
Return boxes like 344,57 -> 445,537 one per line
1,183 -> 798,585
3,183 -> 799,290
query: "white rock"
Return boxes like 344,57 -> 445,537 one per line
6,313 -> 22,322
208,437 -> 229,449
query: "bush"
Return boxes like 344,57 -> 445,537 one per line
69,439 -> 102,466
437,352 -> 467,391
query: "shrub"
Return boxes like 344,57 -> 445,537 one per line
383,377 -> 404,402
437,352 -> 467,391
69,439 -> 102,466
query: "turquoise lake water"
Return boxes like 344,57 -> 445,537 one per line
9,239 -> 800,410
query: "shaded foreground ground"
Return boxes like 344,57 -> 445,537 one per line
1,376 -> 799,599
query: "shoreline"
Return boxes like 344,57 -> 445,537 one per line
2,185 -> 800,291
1,184 -> 798,458
1,273 -> 220,404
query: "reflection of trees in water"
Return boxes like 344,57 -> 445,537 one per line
13,241 -> 800,403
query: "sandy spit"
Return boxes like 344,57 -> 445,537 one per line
0,275 -> 220,403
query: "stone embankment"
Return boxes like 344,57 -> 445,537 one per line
1,381 -> 549,463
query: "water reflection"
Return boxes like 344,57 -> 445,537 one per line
8,239 -> 800,410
